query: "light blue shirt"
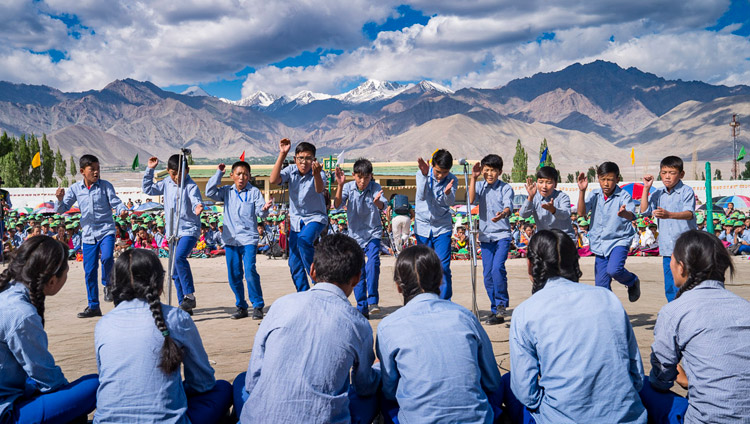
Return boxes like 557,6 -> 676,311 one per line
650,280 -> 750,423
473,180 -> 514,242
142,168 -> 203,239
94,299 -> 216,423
415,169 -> 458,238
510,277 -> 646,424
241,283 -> 379,424
377,293 -> 502,424
279,166 -> 327,232
54,179 -> 125,244
585,186 -> 637,256
206,170 -> 268,246
154,232 -> 166,248
10,233 -> 23,248
71,232 -> 81,250
519,190 -> 575,240
0,282 -> 68,419
641,181 -> 697,256
341,180 -> 383,248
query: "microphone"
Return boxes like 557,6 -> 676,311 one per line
181,148 -> 192,155
458,158 -> 469,166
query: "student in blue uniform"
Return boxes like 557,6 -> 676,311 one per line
519,166 -> 575,239
269,138 -> 327,292
577,162 -> 641,302
334,158 -> 385,318
506,229 -> 647,424
95,249 -> 231,423
233,234 -> 380,424
468,154 -> 514,324
143,154 -> 204,315
414,149 -> 458,300
377,245 -> 504,424
0,236 -> 99,423
206,161 -> 273,320
642,230 -> 750,424
640,156 -> 697,302
55,154 -> 127,318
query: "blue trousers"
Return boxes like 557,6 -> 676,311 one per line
172,236 -> 198,301
10,374 -> 98,424
232,372 -> 376,423
739,244 -> 750,254
287,221 -> 325,292
380,381 -> 503,424
663,256 -> 678,302
415,232 -> 453,300
225,245 -> 263,309
354,239 -> 381,315
186,379 -> 233,424
594,246 -> 638,290
638,376 -> 688,424
500,373 -> 536,424
82,235 -> 115,310
481,239 -> 511,313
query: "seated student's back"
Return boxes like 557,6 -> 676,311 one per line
377,245 -> 502,424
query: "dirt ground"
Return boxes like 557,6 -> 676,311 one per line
29,254 -> 750,398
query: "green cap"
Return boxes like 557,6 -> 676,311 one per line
65,223 -> 75,230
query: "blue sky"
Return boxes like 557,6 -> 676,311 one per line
1,1 -> 749,100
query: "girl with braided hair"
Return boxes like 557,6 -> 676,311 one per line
642,230 -> 750,423
94,249 -> 232,423
376,245 -> 503,424
505,229 -> 646,424
0,236 -> 98,423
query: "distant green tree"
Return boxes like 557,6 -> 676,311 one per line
40,134 -> 55,187
586,166 -> 597,183
714,169 -> 722,181
17,134 -> 31,187
536,138 -> 555,171
55,148 -> 68,187
566,173 -> 575,183
741,162 -> 750,180
28,134 -> 41,187
70,155 -> 77,184
511,140 -> 528,183
501,173 -> 511,183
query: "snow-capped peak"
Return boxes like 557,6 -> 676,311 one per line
335,79 -> 410,103
416,80 -> 454,94
228,91 -> 279,108
286,90 -> 332,105
181,86 -> 211,97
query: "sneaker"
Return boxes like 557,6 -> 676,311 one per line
103,286 -> 113,302
496,306 -> 507,317
368,304 -> 381,314
252,308 -> 264,320
231,307 -> 248,320
77,307 -> 102,318
628,278 -> 641,303
485,314 -> 504,325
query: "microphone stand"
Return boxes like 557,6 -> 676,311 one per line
166,148 -> 190,306
462,162 -> 480,319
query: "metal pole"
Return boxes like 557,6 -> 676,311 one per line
462,162 -> 479,319
706,162 -> 714,234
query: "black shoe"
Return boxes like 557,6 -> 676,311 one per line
103,286 -> 113,302
252,308 -> 264,320
182,296 -> 196,309
628,278 -> 641,303
77,307 -> 102,318
485,314 -> 504,325
231,307 -> 248,320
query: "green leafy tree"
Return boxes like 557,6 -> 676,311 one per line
714,169 -> 722,181
0,132 -> 12,157
55,148 -> 68,187
511,139 -> 528,183
70,155 -> 77,184
536,138 -> 556,171
17,134 -> 30,187
586,166 -> 597,183
40,134 -> 55,187
0,148 -> 20,187
501,173 -> 511,183
28,134 -> 41,187
566,173 -> 575,183
741,162 -> 750,180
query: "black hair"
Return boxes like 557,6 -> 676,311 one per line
0,236 -> 68,326
231,161 -> 251,174
480,154 -> 503,172
660,156 -> 684,173
79,154 -> 99,169
526,229 -> 582,293
431,149 -> 453,170
167,154 -> 188,172
536,166 -> 558,181
596,161 -> 620,178
393,245 -> 442,304
672,230 -> 734,299
352,158 -> 373,176
295,142 -> 316,156
112,249 -> 183,374
312,234 -> 364,286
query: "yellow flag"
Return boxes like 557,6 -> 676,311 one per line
630,148 -> 635,165
31,152 -> 41,168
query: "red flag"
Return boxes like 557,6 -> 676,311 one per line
240,150 -> 245,161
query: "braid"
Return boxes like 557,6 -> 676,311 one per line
675,269 -> 711,299
0,267 -> 13,292
28,274 -> 48,326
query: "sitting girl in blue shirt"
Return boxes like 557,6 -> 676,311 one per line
377,245 -> 503,424
94,249 -> 232,423
0,236 -> 98,423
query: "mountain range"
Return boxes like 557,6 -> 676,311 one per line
0,60 -> 748,171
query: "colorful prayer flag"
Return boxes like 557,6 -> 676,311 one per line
31,152 -> 41,168
240,151 -> 245,161
131,154 -> 139,171
630,148 -> 635,165
739,146 -> 746,161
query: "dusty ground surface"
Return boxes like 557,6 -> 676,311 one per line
23,254 -> 750,400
